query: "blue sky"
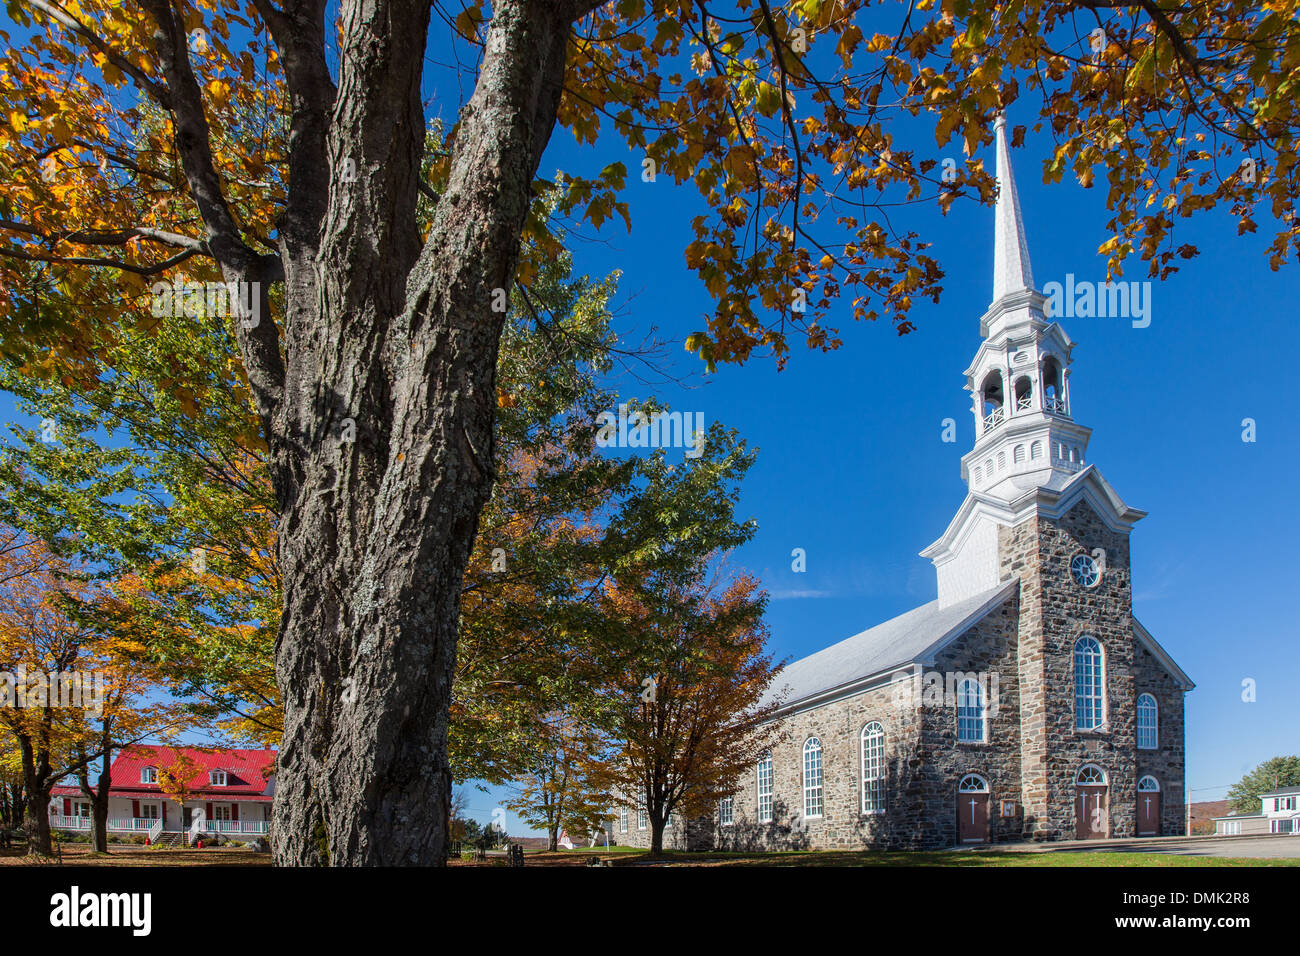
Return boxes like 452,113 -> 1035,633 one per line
5,8 -> 1297,836
485,107 -> 1300,831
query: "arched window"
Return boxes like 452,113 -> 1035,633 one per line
1074,637 -> 1105,730
973,466 -> 982,483
984,458 -> 994,475
1013,444 -> 1026,463
1138,775 -> 1160,792
756,751 -> 773,823
958,773 -> 989,793
1075,764 -> 1107,785
957,678 -> 987,743
861,722 -> 886,813
1014,376 -> 1033,412
1042,356 -> 1063,411
803,737 -> 824,818
1136,694 -> 1158,749
1030,440 -> 1043,459
996,451 -> 1007,470
979,370 -> 1005,434
980,370 -> 1004,416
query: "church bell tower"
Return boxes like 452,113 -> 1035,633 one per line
921,114 -> 1146,610
960,114 -> 1093,504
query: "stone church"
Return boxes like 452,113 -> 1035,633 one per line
615,116 -> 1193,851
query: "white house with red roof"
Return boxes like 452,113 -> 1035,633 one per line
49,745 -> 275,843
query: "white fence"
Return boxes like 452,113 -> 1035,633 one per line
49,813 -> 269,836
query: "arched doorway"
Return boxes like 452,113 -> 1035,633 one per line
1137,776 -> 1162,836
957,773 -> 990,844
1075,764 -> 1109,839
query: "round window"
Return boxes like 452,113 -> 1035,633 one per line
1070,552 -> 1101,588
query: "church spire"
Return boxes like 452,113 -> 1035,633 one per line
991,113 -> 1034,303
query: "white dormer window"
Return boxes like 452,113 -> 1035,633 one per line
140,767 -> 158,784
209,770 -> 227,786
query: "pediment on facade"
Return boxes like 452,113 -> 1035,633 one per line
922,465 -> 1145,565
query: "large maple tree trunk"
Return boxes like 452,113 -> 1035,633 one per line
23,786 -> 52,857
267,0 -> 580,866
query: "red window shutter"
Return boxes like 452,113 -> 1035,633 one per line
132,800 -> 140,817
162,802 -> 167,824
63,798 -> 71,815
231,803 -> 239,822
206,802 -> 213,818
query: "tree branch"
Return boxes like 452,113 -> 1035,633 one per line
26,0 -> 173,108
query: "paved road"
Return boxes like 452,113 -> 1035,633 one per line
1030,836 -> 1300,859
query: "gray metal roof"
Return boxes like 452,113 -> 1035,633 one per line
1262,785 -> 1300,797
762,580 -> 1019,711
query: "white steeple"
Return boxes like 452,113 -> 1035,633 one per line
920,115 -> 1145,609
991,113 -> 1034,303
959,119 -> 1090,504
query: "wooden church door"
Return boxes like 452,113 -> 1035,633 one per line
1136,776 -> 1161,836
1074,765 -> 1109,839
957,774 -> 990,844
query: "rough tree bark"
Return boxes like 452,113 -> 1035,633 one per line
649,811 -> 664,856
127,0 -> 602,864
17,736 -> 53,856
76,726 -> 114,854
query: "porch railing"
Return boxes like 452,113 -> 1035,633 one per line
49,813 -> 268,836
201,819 -> 269,835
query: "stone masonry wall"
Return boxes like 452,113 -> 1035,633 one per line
697,594 -> 1021,851
1134,640 -> 1188,835
1000,497 -> 1141,840
922,591 -> 1023,845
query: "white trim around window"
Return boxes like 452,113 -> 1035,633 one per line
1136,693 -> 1158,749
1075,763 -> 1107,785
802,737 -> 823,819
756,751 -> 773,823
1073,636 -> 1106,731
861,722 -> 886,814
956,678 -> 987,743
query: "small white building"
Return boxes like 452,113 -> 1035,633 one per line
1213,785 -> 1300,836
50,745 -> 275,843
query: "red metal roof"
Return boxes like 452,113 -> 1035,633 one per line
52,745 -> 276,800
